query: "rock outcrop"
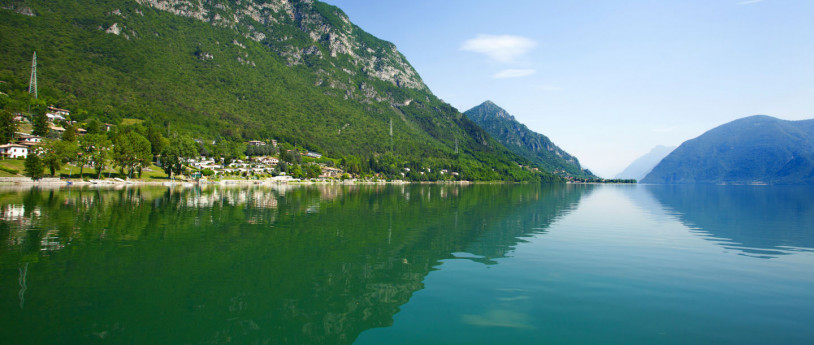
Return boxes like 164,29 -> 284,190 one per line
134,0 -> 426,90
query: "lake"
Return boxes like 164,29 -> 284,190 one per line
1,183 -> 813,344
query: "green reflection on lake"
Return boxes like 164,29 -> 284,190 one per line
0,184 -> 590,345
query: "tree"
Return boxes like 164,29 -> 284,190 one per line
281,149 -> 301,164
84,118 -> 102,135
306,164 -> 322,178
146,124 -> 168,158
32,112 -> 49,137
77,134 -> 112,178
275,161 -> 288,175
112,131 -> 152,178
92,139 -> 113,179
159,133 -> 198,178
61,122 -> 77,142
41,140 -> 78,176
24,151 -> 44,181
291,165 -> 305,179
0,110 -> 17,144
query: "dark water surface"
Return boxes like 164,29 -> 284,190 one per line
1,184 -> 812,344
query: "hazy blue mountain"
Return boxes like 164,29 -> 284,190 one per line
615,145 -> 675,181
642,115 -> 814,185
464,101 -> 596,178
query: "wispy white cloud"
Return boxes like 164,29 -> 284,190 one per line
461,34 -> 537,63
737,0 -> 764,5
493,69 -> 537,79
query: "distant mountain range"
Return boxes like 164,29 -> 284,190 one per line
616,145 -> 675,181
464,101 -> 596,178
642,115 -> 814,185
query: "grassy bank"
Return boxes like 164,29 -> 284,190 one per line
0,159 -> 169,180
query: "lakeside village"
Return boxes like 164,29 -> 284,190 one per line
0,53 -> 630,185
0,106 -> 346,183
0,105 -> 476,184
0,105 -> 634,185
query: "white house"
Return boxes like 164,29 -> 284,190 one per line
258,157 -> 279,165
13,114 -> 28,123
0,144 -> 29,158
48,106 -> 70,117
46,113 -> 65,122
17,134 -> 43,145
46,106 -> 70,122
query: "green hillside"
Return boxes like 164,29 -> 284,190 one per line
642,115 -> 814,185
0,0 -> 558,182
464,101 -> 596,179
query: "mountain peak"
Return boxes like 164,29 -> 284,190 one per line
615,145 -> 676,180
464,101 -> 596,178
471,100 -> 515,121
642,115 -> 814,184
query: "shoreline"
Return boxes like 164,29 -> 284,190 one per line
0,176 -> 476,187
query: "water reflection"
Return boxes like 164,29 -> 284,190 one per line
643,185 -> 814,258
0,184 -> 592,345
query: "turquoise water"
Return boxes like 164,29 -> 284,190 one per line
1,184 -> 812,344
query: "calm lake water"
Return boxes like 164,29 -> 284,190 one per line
1,184 -> 813,344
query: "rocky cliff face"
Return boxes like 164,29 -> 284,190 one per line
134,0 -> 426,91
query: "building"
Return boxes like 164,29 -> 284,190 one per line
47,106 -> 70,117
46,106 -> 70,122
46,113 -> 65,122
258,157 -> 279,165
17,134 -> 43,144
305,151 -> 322,159
320,167 -> 344,178
12,113 -> 28,123
17,134 -> 43,150
247,140 -> 266,146
0,144 -> 29,158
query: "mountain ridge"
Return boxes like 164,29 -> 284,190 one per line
642,115 -> 814,185
615,145 -> 675,181
464,101 -> 596,178
0,0 -> 557,181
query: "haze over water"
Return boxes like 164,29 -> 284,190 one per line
1,184 -> 813,344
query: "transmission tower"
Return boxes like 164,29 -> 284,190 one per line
28,52 -> 37,99
455,137 -> 459,154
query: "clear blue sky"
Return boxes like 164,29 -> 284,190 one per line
323,0 -> 814,177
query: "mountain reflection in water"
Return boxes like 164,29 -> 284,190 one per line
641,185 -> 814,258
0,184 -> 591,345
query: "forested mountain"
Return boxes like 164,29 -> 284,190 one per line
615,145 -> 675,181
464,101 -> 595,178
0,0 -> 556,181
642,115 -> 814,185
